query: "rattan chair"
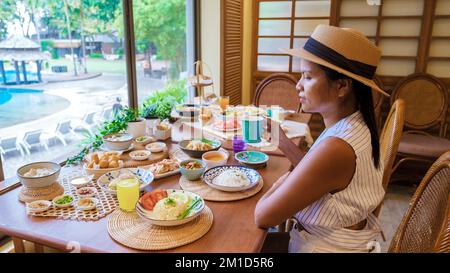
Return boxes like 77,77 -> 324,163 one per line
374,99 -> 406,218
254,73 -> 301,112
389,151 -> 450,253
390,73 -> 450,177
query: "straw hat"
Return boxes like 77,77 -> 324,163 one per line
281,25 -> 389,97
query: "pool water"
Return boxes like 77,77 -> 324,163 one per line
0,88 -> 70,128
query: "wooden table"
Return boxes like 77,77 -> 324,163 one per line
0,143 -> 295,253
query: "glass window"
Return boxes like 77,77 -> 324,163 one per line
0,0 -> 193,180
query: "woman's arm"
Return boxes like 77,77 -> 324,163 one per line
255,137 -> 356,228
268,118 -> 306,166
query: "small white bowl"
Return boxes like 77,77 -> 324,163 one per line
76,187 -> 97,198
202,150 -> 228,169
52,194 -> 74,208
102,133 -> 133,151
129,150 -> 152,161
134,135 -> 156,146
145,142 -> 167,153
26,200 -> 52,213
76,198 -> 98,211
70,175 -> 94,188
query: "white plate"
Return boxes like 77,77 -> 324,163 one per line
76,198 -> 99,211
97,168 -> 154,195
281,120 -> 309,139
100,143 -> 134,153
76,187 -> 98,198
136,189 -> 204,227
202,165 -> 261,192
152,168 -> 180,179
26,200 -> 52,213
52,194 -> 74,208
145,142 -> 167,153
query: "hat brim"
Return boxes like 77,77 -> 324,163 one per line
281,48 -> 390,97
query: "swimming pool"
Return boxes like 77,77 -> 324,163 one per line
0,88 -> 70,129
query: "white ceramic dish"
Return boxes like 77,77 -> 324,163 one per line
129,150 -> 151,161
102,133 -> 134,150
52,194 -> 74,208
135,189 -> 204,227
26,200 -> 52,213
97,168 -> 154,195
76,198 -> 99,211
202,150 -> 229,169
17,161 -> 61,188
152,168 -> 180,179
100,143 -> 134,153
134,135 -> 156,146
70,175 -> 94,188
76,187 -> 97,198
145,142 -> 167,153
201,165 -> 261,192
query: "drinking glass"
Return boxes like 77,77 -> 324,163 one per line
116,178 -> 140,212
218,96 -> 230,112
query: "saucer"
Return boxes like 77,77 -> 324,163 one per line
100,143 -> 134,153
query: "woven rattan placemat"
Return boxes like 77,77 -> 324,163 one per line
179,176 -> 264,201
107,206 -> 213,250
26,167 -> 119,221
19,182 -> 65,203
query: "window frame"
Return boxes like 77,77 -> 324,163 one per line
0,0 -> 198,185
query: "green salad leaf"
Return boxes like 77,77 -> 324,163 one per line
177,197 -> 201,219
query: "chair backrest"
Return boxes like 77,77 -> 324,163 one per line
373,99 -> 406,217
83,111 -> 96,125
24,130 -> 43,144
391,73 -> 448,137
57,120 -> 72,134
1,136 -> 17,149
253,73 -> 301,112
389,151 -> 450,253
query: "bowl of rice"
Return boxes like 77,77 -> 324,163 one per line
201,165 -> 261,192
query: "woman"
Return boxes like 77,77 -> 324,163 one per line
255,25 -> 389,253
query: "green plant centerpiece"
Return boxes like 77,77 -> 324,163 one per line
66,80 -> 187,165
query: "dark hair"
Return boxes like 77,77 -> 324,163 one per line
319,65 -> 380,169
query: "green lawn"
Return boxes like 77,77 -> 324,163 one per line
46,58 -> 127,74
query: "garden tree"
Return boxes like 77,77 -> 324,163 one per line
0,0 -> 16,39
115,0 -> 186,80
62,0 -> 78,76
23,0 -> 46,45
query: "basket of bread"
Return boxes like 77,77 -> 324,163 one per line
83,151 -> 124,179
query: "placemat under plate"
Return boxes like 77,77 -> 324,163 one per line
107,206 -> 213,251
26,166 -> 119,221
19,182 -> 64,203
179,176 -> 263,202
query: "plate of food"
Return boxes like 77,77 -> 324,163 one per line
134,135 -> 156,146
52,194 -> 74,208
212,118 -> 241,132
146,159 -> 180,179
136,189 -> 205,227
76,198 -> 99,211
201,165 -> 261,192
175,104 -> 200,117
97,168 -> 154,195
83,151 -> 124,179
235,151 -> 269,167
179,138 -> 221,158
26,200 -> 52,213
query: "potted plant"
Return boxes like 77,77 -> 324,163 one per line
141,104 -> 160,135
123,107 -> 146,138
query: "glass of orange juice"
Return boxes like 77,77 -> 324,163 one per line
116,178 -> 140,212
218,96 -> 230,112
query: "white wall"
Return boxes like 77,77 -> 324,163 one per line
200,0 -> 221,95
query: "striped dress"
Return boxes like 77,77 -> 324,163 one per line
289,111 -> 385,252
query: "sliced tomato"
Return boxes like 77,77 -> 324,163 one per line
140,192 -> 156,211
149,189 -> 168,205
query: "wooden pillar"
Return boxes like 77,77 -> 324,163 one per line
22,61 -> 27,84
14,61 -> 20,84
0,60 -> 6,85
37,60 -> 42,82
